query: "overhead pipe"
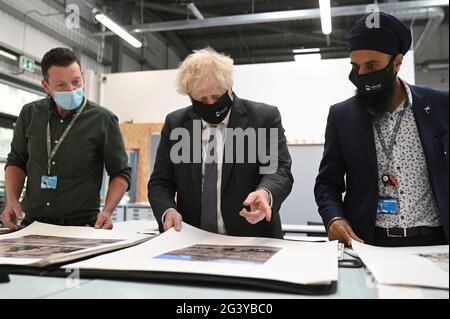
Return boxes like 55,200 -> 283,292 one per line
93,0 -> 448,36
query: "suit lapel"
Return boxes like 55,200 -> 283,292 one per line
221,96 -> 248,195
410,85 -> 436,183
355,102 -> 378,179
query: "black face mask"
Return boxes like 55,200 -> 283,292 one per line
191,91 -> 233,124
350,56 -> 398,116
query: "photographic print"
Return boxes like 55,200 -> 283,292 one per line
0,235 -> 122,258
154,244 -> 281,265
417,253 -> 449,273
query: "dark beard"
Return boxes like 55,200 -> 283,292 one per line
354,83 -> 396,117
353,65 -> 397,117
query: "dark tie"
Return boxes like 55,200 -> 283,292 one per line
201,128 -> 218,233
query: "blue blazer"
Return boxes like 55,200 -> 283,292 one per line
314,84 -> 449,244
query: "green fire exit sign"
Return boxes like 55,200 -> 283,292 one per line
19,55 -> 35,72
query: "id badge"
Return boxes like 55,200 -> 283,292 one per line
41,175 -> 57,190
377,197 -> 398,215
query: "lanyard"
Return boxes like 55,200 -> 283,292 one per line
374,107 -> 406,173
46,99 -> 87,175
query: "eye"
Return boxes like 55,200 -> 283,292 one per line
367,63 -> 376,70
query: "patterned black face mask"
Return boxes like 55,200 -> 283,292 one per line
191,91 -> 233,125
349,55 -> 397,97
350,56 -> 398,116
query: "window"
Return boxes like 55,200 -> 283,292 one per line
0,81 -> 44,116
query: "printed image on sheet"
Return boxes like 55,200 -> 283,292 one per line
417,253 -> 449,273
0,235 -> 122,258
154,244 -> 281,265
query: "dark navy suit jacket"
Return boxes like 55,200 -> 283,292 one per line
314,84 -> 449,244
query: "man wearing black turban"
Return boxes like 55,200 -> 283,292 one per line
315,12 -> 448,247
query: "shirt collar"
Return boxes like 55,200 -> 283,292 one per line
49,96 -> 86,118
378,78 -> 413,118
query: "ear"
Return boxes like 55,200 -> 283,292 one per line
41,79 -> 52,95
394,54 -> 403,73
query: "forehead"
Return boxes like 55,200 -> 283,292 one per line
191,85 -> 227,98
47,62 -> 82,81
350,50 -> 391,64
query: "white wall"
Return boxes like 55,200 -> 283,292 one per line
99,54 -> 415,141
0,4 -> 110,87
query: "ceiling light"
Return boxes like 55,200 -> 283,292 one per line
319,0 -> 332,35
0,49 -> 18,61
94,12 -> 142,48
292,48 -> 321,54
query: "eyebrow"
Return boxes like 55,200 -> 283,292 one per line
351,60 -> 381,66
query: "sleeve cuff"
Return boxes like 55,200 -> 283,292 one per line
161,208 -> 177,224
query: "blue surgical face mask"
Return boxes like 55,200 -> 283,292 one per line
52,87 -> 85,110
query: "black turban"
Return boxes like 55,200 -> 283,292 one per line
349,12 -> 412,56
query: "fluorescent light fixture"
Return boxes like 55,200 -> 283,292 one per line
292,48 -> 321,54
319,0 -> 332,35
94,13 -> 142,48
0,49 -> 18,61
294,53 -> 321,62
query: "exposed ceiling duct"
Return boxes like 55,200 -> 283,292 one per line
409,7 -> 446,59
416,59 -> 449,71
93,0 -> 448,36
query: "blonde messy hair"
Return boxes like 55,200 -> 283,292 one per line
176,47 -> 234,96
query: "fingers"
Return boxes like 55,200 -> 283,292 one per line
239,208 -> 265,224
329,220 -> 364,246
329,221 -> 352,246
163,217 -> 174,232
94,213 -> 106,229
13,206 -> 23,220
2,211 -> 19,231
101,221 -> 113,230
261,201 -> 272,222
164,212 -> 182,232
95,218 -> 113,230
243,191 -> 272,222
341,228 -> 353,247
346,225 -> 364,244
243,192 -> 257,206
94,219 -> 102,229
173,214 -> 182,231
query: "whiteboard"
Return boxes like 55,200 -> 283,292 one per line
99,54 -> 415,142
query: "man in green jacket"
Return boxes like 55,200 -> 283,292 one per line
1,48 -> 131,230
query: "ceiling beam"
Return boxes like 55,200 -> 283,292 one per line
93,0 -> 448,36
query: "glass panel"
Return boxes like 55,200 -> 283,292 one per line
0,81 -> 44,116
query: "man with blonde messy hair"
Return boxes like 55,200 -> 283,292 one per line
148,47 -> 293,238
